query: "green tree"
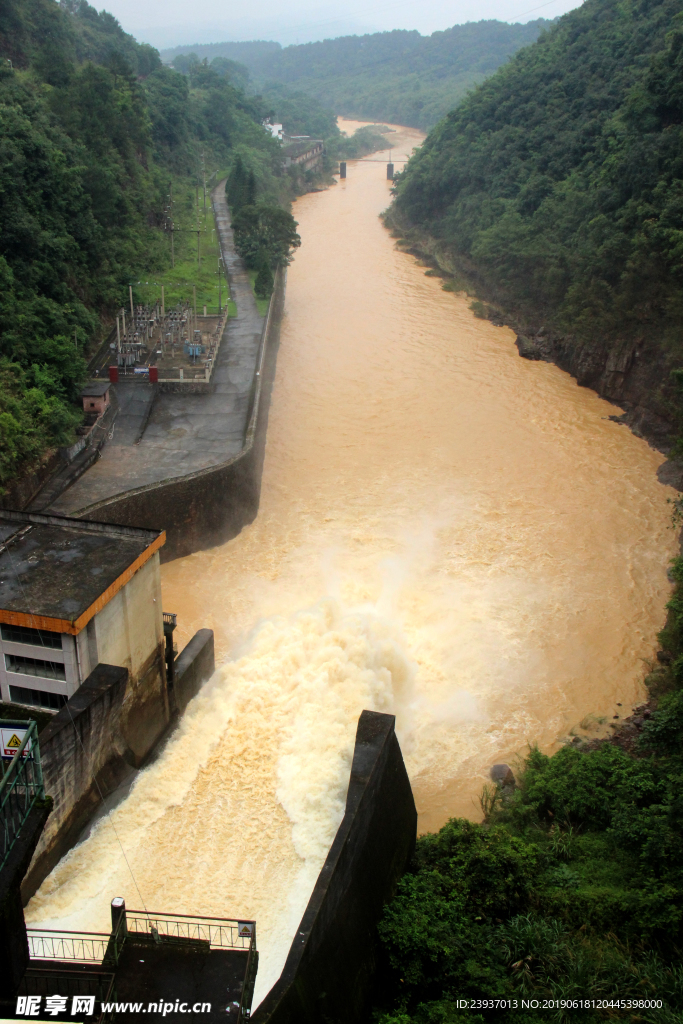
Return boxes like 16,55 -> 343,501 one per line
254,257 -> 274,298
232,203 -> 301,269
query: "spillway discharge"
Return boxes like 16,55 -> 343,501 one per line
26,599 -> 425,1003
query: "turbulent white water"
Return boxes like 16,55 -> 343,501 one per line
26,121 -> 679,1006
26,600 -> 423,1002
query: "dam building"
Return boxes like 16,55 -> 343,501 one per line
0,509 -> 168,713
0,508 -> 215,900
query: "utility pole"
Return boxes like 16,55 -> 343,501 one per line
169,183 -> 174,268
196,180 -> 200,265
202,151 -> 206,214
161,286 -> 165,317
218,257 -> 221,314
129,284 -> 134,321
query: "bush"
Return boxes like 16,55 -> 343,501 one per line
254,258 -> 274,298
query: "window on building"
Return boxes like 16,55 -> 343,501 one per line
1,624 -> 62,649
9,685 -> 67,710
5,654 -> 66,680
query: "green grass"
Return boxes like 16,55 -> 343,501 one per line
247,270 -> 271,317
134,183 -> 234,316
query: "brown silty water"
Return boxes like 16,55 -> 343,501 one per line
26,120 -> 678,1005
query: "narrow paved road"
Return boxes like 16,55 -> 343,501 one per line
51,181 -> 264,516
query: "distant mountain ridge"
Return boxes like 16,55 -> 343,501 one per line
161,20 -> 553,130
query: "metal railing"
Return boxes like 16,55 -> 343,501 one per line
1,719 -> 44,870
125,910 -> 256,951
27,930 -> 111,964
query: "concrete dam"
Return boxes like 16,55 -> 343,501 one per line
17,122 -> 680,1017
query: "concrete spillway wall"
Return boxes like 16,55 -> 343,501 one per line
21,632 -> 216,902
74,267 -> 285,562
252,710 -> 417,1024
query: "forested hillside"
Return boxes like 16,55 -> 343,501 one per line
389,0 -> 683,450
0,0 -> 290,491
162,21 -> 552,131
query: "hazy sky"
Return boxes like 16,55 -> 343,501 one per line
102,0 -> 585,50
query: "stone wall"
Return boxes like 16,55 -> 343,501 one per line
252,710 -> 417,1024
75,267 -> 286,562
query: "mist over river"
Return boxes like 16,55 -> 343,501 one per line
26,121 -> 679,1005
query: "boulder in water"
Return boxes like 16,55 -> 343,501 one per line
490,763 -> 515,788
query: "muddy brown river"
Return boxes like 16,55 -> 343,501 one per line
27,121 -> 678,1004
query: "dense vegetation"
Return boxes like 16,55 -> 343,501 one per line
0,0 -> 296,490
163,22 -> 551,132
389,0 -> 683,430
170,54 -> 391,166
371,558 -> 683,1021
226,155 -> 301,297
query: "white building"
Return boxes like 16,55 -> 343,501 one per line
0,510 -> 168,712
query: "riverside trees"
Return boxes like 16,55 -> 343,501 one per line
227,156 -> 301,296
373,708 -> 683,1021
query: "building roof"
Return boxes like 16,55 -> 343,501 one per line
0,511 -> 165,635
81,382 -> 111,397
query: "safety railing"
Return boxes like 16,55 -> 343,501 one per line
0,720 -> 44,870
27,930 -> 111,965
125,909 -> 256,952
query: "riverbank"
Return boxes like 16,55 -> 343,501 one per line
383,214 -> 683,469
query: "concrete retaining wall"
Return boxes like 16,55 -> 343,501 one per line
21,627 -> 215,900
21,664 -> 155,900
173,629 -> 215,715
75,267 -> 286,562
252,710 -> 417,1024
